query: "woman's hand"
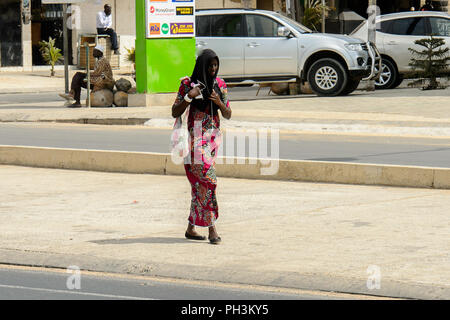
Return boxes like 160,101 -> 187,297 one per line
188,86 -> 201,99
209,90 -> 222,107
210,89 -> 231,120
172,86 -> 201,118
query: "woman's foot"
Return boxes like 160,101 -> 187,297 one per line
208,226 -> 221,244
185,224 -> 206,241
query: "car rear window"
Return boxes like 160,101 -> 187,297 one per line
430,17 -> 450,36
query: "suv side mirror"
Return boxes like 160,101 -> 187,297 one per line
278,26 -> 291,37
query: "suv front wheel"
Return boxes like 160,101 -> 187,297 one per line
307,58 -> 348,96
375,58 -> 398,90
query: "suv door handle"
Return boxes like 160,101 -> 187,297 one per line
247,42 -> 261,48
196,41 -> 207,47
387,41 -> 398,45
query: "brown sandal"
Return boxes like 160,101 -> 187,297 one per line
208,236 -> 222,245
185,232 -> 206,241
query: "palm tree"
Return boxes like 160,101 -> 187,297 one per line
302,0 -> 332,31
38,37 -> 63,77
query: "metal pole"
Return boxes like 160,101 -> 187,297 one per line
85,43 -> 91,108
63,4 -> 69,93
367,0 -> 377,44
366,0 -> 377,91
322,0 -> 326,33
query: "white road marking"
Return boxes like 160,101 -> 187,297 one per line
0,284 -> 155,300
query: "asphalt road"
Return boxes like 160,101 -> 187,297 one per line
0,81 -> 437,108
0,265 -> 363,300
0,123 -> 450,168
0,86 -> 293,108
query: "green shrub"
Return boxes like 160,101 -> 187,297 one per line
408,35 -> 450,90
38,37 -> 63,77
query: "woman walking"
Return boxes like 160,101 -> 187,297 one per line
172,49 -> 231,245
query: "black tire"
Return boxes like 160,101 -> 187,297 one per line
391,74 -> 404,89
375,58 -> 398,90
307,58 -> 348,96
339,78 -> 361,96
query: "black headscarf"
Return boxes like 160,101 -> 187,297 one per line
190,49 -> 221,114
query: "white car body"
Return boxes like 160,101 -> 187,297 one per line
351,11 -> 450,89
195,9 -> 380,96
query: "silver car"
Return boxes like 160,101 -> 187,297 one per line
195,9 -> 380,96
351,11 -> 450,89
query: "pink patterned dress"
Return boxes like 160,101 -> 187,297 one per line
174,77 -> 230,227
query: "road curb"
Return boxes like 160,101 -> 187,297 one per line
1,145 -> 449,189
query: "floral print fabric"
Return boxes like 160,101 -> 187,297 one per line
174,77 -> 230,227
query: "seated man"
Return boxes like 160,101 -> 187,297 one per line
96,4 -> 119,55
420,0 -> 434,11
59,45 -> 115,108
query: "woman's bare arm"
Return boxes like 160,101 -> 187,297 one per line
172,86 -> 201,118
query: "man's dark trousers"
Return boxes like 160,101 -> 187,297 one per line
71,72 -> 94,103
97,28 -> 119,50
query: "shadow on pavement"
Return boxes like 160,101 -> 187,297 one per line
90,236 -> 202,245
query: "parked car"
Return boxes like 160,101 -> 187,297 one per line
351,11 -> 450,89
195,9 -> 380,96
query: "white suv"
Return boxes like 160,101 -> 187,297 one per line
351,11 -> 450,89
195,9 -> 380,96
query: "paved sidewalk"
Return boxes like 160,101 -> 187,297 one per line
1,165 -> 449,299
0,70 -> 134,94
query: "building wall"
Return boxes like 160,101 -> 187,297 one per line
72,0 -> 136,68
197,0 -> 256,9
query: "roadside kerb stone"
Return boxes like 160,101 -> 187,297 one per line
433,168 -> 450,189
1,145 -> 448,189
0,146 -> 166,175
275,160 -> 435,188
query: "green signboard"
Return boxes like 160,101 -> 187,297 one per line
135,0 -> 196,94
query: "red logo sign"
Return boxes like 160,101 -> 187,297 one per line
150,6 -> 155,13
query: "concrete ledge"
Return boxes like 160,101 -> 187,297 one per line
1,145 -> 449,189
0,146 -> 166,175
128,93 -> 176,107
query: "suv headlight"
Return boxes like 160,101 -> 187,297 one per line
345,43 -> 364,51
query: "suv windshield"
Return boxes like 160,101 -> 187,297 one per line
272,12 -> 312,33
